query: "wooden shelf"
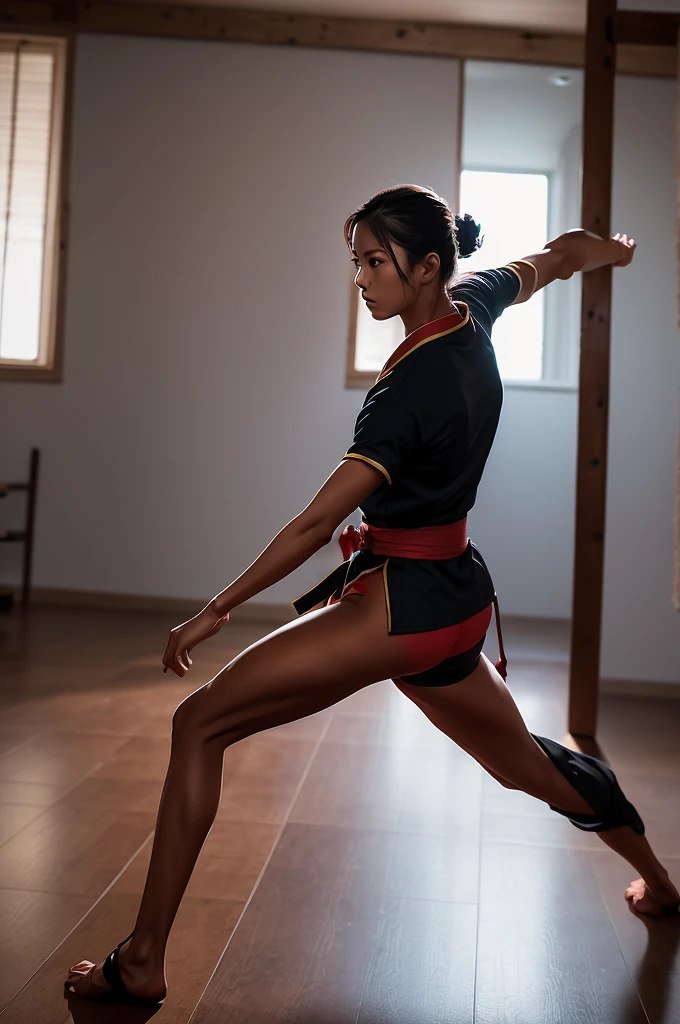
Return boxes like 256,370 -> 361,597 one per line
0,447 -> 40,611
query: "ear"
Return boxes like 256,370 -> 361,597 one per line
418,251 -> 441,285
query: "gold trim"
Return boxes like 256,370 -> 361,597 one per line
505,262 -> 523,289
338,563 -> 385,601
291,561 -> 347,607
375,306 -> 470,382
509,259 -> 539,297
382,559 -> 392,632
342,452 -> 392,485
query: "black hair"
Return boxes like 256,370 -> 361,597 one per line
343,184 -> 483,288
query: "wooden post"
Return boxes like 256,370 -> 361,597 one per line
22,447 -> 40,611
568,0 -> 616,738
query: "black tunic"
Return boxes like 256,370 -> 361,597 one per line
291,263 -> 524,634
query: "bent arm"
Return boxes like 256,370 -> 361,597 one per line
510,229 -> 635,304
206,458 -> 384,618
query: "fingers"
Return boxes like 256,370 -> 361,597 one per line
162,610 -> 227,677
162,638 -> 187,677
612,232 -> 636,266
162,645 -> 191,677
162,623 -> 194,677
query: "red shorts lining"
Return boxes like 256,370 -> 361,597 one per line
335,570 -> 493,663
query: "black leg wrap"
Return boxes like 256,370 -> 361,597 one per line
530,733 -> 645,835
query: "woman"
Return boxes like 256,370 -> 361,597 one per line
66,185 -> 680,1005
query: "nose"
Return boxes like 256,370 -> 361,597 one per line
355,267 -> 369,290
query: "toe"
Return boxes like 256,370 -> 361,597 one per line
66,961 -> 113,998
66,964 -> 95,995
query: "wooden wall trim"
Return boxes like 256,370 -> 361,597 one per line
13,584 -> 296,623
0,1 -> 675,76
600,677 -> 680,699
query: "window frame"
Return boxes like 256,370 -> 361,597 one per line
0,32 -> 72,383
344,269 -> 370,389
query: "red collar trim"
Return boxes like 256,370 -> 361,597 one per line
376,303 -> 469,382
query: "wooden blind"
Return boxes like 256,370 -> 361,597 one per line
0,40 -> 56,363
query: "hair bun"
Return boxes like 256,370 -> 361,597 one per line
454,213 -> 483,258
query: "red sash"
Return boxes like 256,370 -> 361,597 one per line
339,520 -> 508,680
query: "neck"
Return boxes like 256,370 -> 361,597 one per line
400,288 -> 458,338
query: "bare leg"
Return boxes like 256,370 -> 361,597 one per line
65,716 -> 235,1000
394,653 -> 680,918
66,583 -> 458,1000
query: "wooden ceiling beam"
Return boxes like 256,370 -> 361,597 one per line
616,10 -> 680,48
0,0 -> 676,77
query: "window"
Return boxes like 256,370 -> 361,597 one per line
0,34 -> 69,382
344,267 -> 400,388
346,166 -> 580,390
459,168 -> 548,381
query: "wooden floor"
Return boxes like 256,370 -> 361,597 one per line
1,604 -> 679,1023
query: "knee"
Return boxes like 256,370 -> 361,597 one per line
171,688 -> 211,740
171,681 -> 243,748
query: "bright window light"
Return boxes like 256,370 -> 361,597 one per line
353,290 -> 404,373
459,169 -> 548,381
0,37 -> 65,369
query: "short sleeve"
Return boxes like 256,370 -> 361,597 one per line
449,264 -> 523,334
342,377 -> 419,486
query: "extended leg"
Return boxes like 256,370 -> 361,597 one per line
394,653 -> 680,917
66,580 -> 455,1000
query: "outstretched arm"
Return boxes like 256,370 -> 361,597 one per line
162,457 -> 384,675
510,229 -> 636,304
206,458 -> 384,618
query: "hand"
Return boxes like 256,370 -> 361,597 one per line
162,605 -> 229,677
612,232 -> 636,267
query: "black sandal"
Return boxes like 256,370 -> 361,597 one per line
67,930 -> 166,1005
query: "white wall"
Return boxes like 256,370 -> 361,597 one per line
0,33 -> 461,608
462,61 -> 583,173
601,73 -> 680,682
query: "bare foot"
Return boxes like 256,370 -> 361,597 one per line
65,934 -> 167,1002
625,877 -> 680,918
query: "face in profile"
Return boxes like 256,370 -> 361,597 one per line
350,221 -> 413,321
